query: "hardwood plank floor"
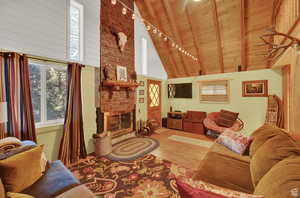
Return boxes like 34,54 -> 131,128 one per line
150,128 -> 214,170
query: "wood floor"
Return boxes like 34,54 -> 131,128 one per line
150,128 -> 214,170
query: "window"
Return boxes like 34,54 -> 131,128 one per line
69,0 -> 84,61
199,80 -> 229,102
29,61 -> 67,126
142,38 -> 147,75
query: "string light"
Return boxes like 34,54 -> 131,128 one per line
122,7 -> 127,15
111,0 -> 198,62
111,0 -> 117,5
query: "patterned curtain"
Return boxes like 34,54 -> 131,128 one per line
0,52 -> 37,141
59,63 -> 87,165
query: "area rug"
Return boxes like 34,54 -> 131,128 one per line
168,135 -> 214,148
69,154 -> 192,198
106,137 -> 159,161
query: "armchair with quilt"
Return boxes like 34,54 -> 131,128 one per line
183,111 -> 207,134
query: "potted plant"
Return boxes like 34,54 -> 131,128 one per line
93,131 -> 112,157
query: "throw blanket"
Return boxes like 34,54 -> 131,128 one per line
0,137 -> 22,153
265,95 -> 284,128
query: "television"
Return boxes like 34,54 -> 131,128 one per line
168,83 -> 192,98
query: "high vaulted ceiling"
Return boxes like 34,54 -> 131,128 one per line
136,0 -> 275,78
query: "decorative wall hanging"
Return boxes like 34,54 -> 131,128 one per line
139,90 -> 144,95
116,65 -> 127,81
139,98 -> 144,103
242,80 -> 268,97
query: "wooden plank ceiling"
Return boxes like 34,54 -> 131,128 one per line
135,0 -> 275,78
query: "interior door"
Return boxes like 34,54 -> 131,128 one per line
147,79 -> 161,126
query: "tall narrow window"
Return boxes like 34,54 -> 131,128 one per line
142,38 -> 147,75
69,0 -> 84,61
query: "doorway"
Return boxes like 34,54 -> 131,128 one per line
147,79 -> 162,126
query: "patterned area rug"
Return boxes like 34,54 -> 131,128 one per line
106,137 -> 159,161
168,135 -> 214,148
69,154 -> 192,198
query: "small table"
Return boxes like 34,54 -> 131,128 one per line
167,112 -> 186,130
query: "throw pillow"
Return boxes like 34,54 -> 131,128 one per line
249,124 -> 286,158
254,156 -> 300,198
6,192 -> 34,198
0,145 -> 44,192
0,145 -> 36,160
0,137 -> 22,154
216,130 -> 252,154
250,133 -> 300,187
216,110 -> 239,128
176,178 -> 264,198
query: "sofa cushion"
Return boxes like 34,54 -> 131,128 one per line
250,133 -> 300,187
0,145 -> 44,192
254,156 -> 300,198
193,143 -> 253,193
55,185 -> 96,198
22,160 -> 80,198
6,192 -> 34,198
0,179 -> 5,198
249,124 -> 285,158
216,110 -> 239,128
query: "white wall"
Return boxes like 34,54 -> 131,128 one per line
134,3 -> 167,80
0,0 -> 100,67
167,69 -> 283,135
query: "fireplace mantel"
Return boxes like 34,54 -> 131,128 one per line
102,80 -> 139,91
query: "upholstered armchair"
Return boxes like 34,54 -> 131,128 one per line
203,112 -> 243,134
183,111 -> 207,134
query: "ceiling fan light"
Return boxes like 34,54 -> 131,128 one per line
111,0 -> 117,5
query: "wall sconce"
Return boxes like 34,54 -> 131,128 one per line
0,102 -> 8,123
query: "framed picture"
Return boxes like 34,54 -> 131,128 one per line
139,81 -> 144,86
116,66 -> 127,81
139,98 -> 144,103
139,90 -> 144,95
242,80 -> 268,97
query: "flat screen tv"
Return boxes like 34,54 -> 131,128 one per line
168,83 -> 192,98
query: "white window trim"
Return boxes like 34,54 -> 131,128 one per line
29,60 -> 67,127
69,0 -> 84,62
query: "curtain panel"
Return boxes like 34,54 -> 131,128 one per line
0,52 -> 37,141
59,63 -> 87,165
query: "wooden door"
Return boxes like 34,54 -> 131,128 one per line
147,79 -> 161,126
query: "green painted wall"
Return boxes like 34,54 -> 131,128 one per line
167,69 -> 282,135
36,66 -> 97,161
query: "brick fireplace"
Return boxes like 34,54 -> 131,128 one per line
96,0 -> 136,138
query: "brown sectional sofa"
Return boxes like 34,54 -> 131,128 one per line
193,124 -> 300,198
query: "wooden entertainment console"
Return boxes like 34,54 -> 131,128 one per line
167,112 -> 186,130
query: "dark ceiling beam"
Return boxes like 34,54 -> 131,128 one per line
143,0 -> 181,78
185,4 -> 206,75
161,0 -> 190,77
240,0 -> 247,70
210,0 -> 224,73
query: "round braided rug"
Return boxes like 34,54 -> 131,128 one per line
106,137 -> 159,161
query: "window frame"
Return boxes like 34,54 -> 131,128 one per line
199,80 -> 230,103
29,60 -> 67,127
68,0 -> 84,62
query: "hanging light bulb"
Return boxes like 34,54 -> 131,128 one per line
164,37 -> 168,41
132,13 -> 135,20
172,43 -> 175,47
146,25 -> 151,31
122,7 -> 127,15
158,32 -> 162,37
153,28 -> 157,34
111,0 -> 117,5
